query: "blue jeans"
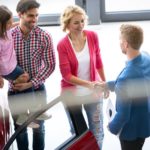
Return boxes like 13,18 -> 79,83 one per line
8,84 -> 46,150
65,93 -> 104,150
3,65 -> 24,80
14,121 -> 45,150
62,92 -> 88,136
84,97 -> 104,150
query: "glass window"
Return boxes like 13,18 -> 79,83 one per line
0,0 -> 75,25
37,0 -> 75,14
0,0 -> 17,15
101,0 -> 150,22
105,0 -> 150,12
0,0 -> 75,15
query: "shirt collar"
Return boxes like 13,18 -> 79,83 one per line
126,53 -> 142,66
17,26 -> 37,40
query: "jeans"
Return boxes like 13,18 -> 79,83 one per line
3,65 -> 24,80
62,91 -> 88,136
8,84 -> 46,150
66,104 -> 88,135
64,92 -> 104,150
84,98 -> 104,150
14,121 -> 45,150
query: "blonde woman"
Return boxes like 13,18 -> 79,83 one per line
57,5 -> 108,149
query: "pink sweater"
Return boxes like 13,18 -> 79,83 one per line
0,30 -> 17,75
57,30 -> 103,88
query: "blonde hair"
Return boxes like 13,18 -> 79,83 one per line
60,5 -> 88,32
120,24 -> 143,50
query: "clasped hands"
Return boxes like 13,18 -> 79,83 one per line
92,81 -> 109,99
12,72 -> 32,91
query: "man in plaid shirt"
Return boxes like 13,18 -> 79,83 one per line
8,0 -> 56,150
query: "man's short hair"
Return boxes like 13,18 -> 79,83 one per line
16,0 -> 40,13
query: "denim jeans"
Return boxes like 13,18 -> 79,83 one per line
14,120 -> 45,150
84,97 -> 104,150
8,84 -> 46,150
64,92 -> 104,150
3,65 -> 24,80
66,104 -> 88,135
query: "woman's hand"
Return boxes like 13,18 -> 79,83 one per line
93,81 -> 110,99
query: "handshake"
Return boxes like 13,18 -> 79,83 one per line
93,81 -> 109,99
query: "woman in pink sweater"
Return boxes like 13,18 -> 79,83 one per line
57,5 -> 108,149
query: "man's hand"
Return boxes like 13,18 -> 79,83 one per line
94,81 -> 110,99
13,72 -> 29,84
13,81 -> 33,91
103,89 -> 110,99
0,76 -> 4,88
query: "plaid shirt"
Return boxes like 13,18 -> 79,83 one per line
10,26 -> 56,89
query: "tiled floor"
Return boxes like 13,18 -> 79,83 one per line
1,21 -> 150,150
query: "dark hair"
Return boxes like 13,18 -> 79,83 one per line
16,0 -> 40,13
0,5 -> 12,38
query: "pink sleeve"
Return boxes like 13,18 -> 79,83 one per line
57,42 -> 72,81
94,32 -> 104,69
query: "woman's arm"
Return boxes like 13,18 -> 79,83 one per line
69,75 -> 94,90
97,68 -> 106,81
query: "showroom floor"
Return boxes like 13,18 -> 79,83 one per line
1,20 -> 150,150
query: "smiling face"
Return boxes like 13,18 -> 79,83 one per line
67,13 -> 85,34
19,8 -> 39,30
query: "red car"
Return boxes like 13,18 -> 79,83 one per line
0,106 -> 10,150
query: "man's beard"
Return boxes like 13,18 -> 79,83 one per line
122,49 -> 126,54
23,21 -> 36,30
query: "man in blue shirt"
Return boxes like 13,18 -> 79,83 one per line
100,24 -> 150,150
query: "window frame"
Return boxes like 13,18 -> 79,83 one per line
100,0 -> 150,22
